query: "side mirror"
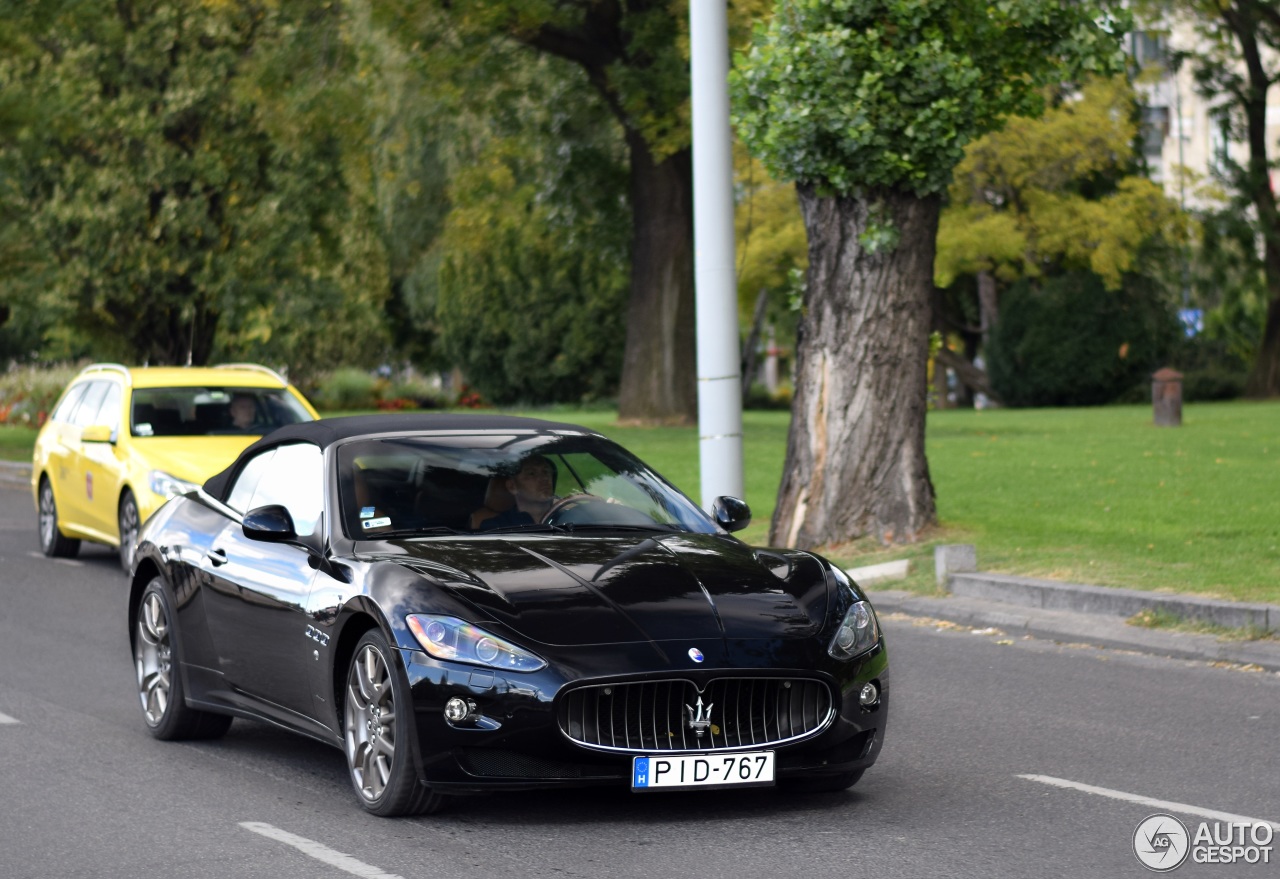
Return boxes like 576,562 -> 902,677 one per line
711,496 -> 751,533
243,504 -> 298,542
81,424 -> 114,444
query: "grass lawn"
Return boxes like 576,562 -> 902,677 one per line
8,400 -> 1278,603
534,402 -> 1280,605
924,402 -> 1280,604
0,425 -> 37,462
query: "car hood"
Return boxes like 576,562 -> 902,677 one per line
375,533 -> 830,647
131,436 -> 259,485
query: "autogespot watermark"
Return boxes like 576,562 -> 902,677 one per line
1133,814 -> 1274,871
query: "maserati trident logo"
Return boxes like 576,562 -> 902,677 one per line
684,696 -> 714,738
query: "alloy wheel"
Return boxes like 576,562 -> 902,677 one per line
135,591 -> 173,726
118,492 -> 139,572
344,643 -> 398,803
38,482 -> 56,552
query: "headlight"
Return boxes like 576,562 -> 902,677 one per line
828,600 -> 880,660
149,470 -> 199,498
406,614 -> 546,672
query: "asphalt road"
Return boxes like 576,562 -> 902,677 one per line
0,483 -> 1276,879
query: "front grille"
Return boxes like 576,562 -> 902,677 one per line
558,678 -> 834,753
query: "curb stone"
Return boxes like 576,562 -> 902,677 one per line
866,588 -> 1280,673
947,571 -> 1279,632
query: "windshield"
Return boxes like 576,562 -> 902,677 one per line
337,434 -> 720,538
131,387 -> 312,437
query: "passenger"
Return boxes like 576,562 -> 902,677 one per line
481,455 -> 557,530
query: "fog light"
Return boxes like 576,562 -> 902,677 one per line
859,682 -> 879,707
444,696 -> 476,723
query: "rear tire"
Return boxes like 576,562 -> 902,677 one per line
37,478 -> 80,559
118,490 -> 139,573
785,769 -> 864,793
343,629 -> 444,817
134,578 -> 232,740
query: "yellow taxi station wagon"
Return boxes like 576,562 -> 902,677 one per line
32,363 -> 319,571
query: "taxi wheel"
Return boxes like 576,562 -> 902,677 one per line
118,490 -> 139,573
343,630 -> 444,817
37,478 -> 80,559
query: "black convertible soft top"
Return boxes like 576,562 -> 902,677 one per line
202,412 -> 595,502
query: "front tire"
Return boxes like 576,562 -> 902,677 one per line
37,478 -> 80,559
134,578 -> 232,740
117,490 -> 139,573
343,629 -> 442,817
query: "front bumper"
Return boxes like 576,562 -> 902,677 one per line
399,638 -> 889,793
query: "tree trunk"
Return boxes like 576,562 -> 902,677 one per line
616,136 -> 697,423
977,269 -> 998,348
1224,2 -> 1280,396
770,186 -> 938,549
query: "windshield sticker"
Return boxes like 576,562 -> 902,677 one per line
361,517 -> 391,530
360,506 -> 375,518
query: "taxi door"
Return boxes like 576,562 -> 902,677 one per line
78,381 -> 128,539
40,383 -> 90,514
55,380 -> 111,532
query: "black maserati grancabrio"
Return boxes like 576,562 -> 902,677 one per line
128,414 -> 888,816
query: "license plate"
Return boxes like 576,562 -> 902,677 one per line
631,751 -> 775,791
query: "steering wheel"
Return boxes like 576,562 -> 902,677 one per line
541,493 -> 659,528
540,493 -> 601,525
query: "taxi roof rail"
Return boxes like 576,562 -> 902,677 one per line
78,363 -> 132,385
212,363 -> 289,387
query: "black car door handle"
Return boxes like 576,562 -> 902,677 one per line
206,548 -> 228,567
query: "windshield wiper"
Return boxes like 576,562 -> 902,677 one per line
371,526 -> 466,538
557,523 -> 678,533
481,522 -> 570,535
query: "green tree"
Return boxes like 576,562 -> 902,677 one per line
1164,0 -> 1280,396
0,0 -> 387,372
934,76 -> 1185,397
380,1 -> 771,423
733,0 -> 1126,548
434,54 -> 631,404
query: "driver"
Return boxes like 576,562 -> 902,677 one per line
228,393 -> 265,432
480,455 -> 558,530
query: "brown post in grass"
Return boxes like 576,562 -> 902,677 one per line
1152,368 -> 1183,427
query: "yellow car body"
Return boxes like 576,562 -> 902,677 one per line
32,363 -> 318,568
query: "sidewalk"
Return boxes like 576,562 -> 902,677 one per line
865,568 -> 1280,672
0,460 -> 31,488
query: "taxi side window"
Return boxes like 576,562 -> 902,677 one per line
94,383 -> 123,433
248,443 -> 323,537
51,383 -> 90,424
69,382 -> 109,428
226,450 -> 276,514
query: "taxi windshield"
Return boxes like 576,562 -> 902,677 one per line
131,387 -> 312,437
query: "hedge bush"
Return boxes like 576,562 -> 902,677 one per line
987,273 -> 1181,407
311,368 -> 381,412
0,364 -> 81,425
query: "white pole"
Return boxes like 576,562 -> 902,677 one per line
690,0 -> 744,510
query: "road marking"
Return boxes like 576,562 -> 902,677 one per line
1018,774 -> 1280,831
0,712 -> 18,725
239,822 -> 406,879
25,551 -> 83,567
